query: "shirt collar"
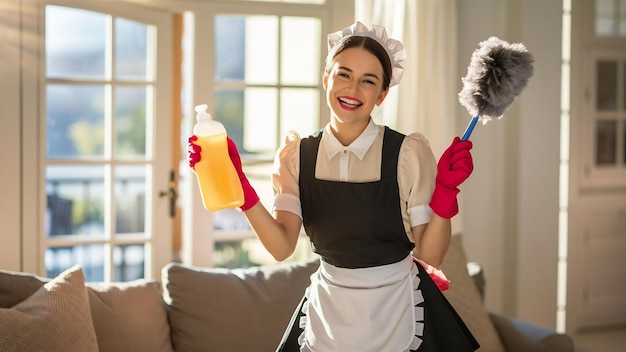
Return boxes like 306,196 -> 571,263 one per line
322,119 -> 379,160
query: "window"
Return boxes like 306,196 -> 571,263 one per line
593,59 -> 626,168
578,1 -> 626,186
187,10 -> 327,268
595,0 -> 626,37
44,4 -> 172,281
212,14 -> 322,268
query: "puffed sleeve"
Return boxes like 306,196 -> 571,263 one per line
398,132 -> 437,227
271,130 -> 302,219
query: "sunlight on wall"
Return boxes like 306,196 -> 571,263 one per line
557,0 -> 572,334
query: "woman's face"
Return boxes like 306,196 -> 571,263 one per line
324,47 -> 389,128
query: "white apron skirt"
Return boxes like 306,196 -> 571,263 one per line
297,254 -> 423,352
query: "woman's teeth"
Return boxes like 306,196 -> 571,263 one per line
339,97 -> 362,108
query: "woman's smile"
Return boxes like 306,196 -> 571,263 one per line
338,96 -> 363,110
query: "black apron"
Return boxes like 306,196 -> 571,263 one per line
277,127 -> 479,351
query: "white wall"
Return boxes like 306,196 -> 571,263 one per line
0,0 -> 22,272
458,0 -> 563,329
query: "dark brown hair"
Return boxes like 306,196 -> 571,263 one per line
325,36 -> 392,90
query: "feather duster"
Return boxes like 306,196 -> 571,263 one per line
458,36 -> 534,140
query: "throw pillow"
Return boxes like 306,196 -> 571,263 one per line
0,269 -> 47,308
0,268 -> 174,352
0,265 -> 99,352
163,260 -> 319,352
440,233 -> 506,351
87,279 -> 174,352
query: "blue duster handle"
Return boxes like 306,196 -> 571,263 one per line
461,116 -> 479,141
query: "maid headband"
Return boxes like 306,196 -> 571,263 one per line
327,21 -> 406,87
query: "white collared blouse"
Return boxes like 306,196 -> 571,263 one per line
271,119 -> 437,242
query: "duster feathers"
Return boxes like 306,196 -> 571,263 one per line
458,37 -> 534,140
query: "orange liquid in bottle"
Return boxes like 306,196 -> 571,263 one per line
193,133 -> 244,211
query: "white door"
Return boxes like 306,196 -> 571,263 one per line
24,0 -> 173,281
568,0 -> 626,332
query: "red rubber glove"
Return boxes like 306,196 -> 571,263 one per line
187,135 -> 259,211
429,137 -> 473,218
226,137 -> 260,211
187,135 -> 201,170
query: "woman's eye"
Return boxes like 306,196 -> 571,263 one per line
339,73 -> 349,78
363,80 -> 374,85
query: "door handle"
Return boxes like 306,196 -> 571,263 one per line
159,170 -> 178,218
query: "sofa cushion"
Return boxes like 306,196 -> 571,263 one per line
440,233 -> 506,351
0,269 -> 48,308
163,260 -> 319,352
87,280 -> 174,352
0,268 -> 174,352
0,265 -> 99,352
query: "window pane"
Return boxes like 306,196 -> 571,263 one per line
280,88 -> 320,138
46,245 -> 105,282
596,120 -> 617,165
596,17 -> 616,36
596,0 -> 615,14
244,87 -> 278,153
214,240 -> 259,268
115,165 -> 146,235
45,6 -> 106,79
115,18 -> 150,81
115,86 -> 147,158
46,165 -> 106,237
114,244 -> 145,281
245,16 -> 278,84
597,61 -> 618,110
214,236 -> 316,269
214,16 -> 246,81
281,17 -> 321,85
214,89 -> 245,147
47,84 -> 105,159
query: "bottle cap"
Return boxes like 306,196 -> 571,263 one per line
194,104 -> 212,122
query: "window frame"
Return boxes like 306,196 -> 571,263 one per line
22,0 -> 173,280
182,2 -> 336,267
577,0 -> 626,189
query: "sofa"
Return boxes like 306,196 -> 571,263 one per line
0,234 -> 573,352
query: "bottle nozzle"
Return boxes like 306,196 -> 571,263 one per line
194,104 -> 212,121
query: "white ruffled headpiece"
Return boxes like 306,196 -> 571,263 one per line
327,21 -> 406,87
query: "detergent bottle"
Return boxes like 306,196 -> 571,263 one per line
192,104 -> 244,211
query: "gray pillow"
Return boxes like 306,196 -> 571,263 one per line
0,268 -> 174,352
87,280 -> 174,352
0,269 -> 47,308
0,265 -> 99,352
163,260 -> 319,352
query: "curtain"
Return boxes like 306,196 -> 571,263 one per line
355,0 -> 459,157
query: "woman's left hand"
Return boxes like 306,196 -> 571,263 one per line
429,137 -> 474,218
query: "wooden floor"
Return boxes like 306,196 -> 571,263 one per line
572,327 -> 626,352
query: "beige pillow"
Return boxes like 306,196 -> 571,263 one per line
163,260 -> 319,352
87,280 -> 174,352
440,233 -> 506,351
0,268 -> 174,352
0,265 -> 99,352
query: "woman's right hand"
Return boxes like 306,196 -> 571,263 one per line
187,135 -> 201,170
